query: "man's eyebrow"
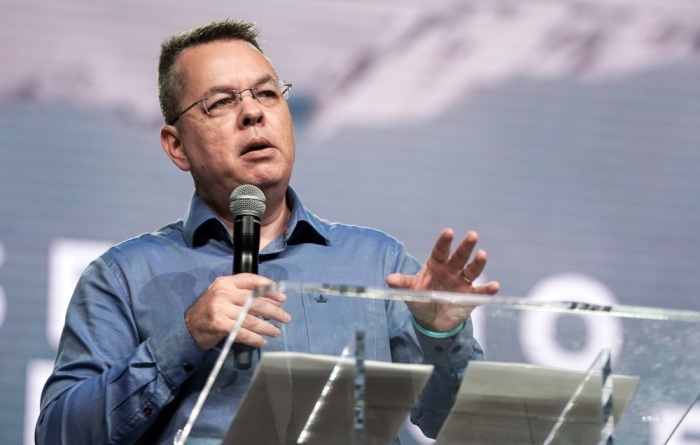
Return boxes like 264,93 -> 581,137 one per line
201,74 -> 276,97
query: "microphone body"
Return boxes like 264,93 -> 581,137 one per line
233,213 -> 259,276
229,185 -> 267,370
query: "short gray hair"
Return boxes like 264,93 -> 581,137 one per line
158,20 -> 263,125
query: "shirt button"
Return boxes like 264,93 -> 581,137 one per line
452,345 -> 461,353
183,362 -> 194,372
143,405 -> 153,416
434,346 -> 444,353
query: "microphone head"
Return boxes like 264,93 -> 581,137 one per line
229,184 -> 267,218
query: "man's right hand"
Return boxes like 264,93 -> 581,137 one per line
184,274 -> 291,351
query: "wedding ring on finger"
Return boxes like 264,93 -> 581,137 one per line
461,270 -> 473,285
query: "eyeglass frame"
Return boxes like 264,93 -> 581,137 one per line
168,80 -> 292,125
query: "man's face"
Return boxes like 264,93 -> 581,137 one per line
164,39 -> 295,213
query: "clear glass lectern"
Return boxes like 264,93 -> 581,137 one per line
175,283 -> 700,445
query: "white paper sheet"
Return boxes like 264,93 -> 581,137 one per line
222,352 -> 434,445
436,361 -> 638,445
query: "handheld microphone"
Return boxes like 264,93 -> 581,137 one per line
229,184 -> 266,370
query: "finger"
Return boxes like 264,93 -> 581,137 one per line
260,295 -> 284,307
447,231 -> 478,270
385,273 -> 418,289
233,327 -> 270,348
225,273 -> 278,293
215,296 -> 287,331
240,313 -> 284,337
255,288 -> 287,304
232,314 -> 285,348
219,275 -> 285,306
428,228 -> 455,264
462,249 -> 488,282
470,281 -> 500,295
249,298 -> 292,324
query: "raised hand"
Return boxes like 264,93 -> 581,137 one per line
386,229 -> 499,332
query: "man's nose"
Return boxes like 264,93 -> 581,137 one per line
237,90 -> 264,127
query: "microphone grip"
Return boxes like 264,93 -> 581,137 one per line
233,216 -> 259,275
233,214 -> 260,370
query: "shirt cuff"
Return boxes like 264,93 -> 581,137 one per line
147,315 -> 205,389
413,321 -> 476,372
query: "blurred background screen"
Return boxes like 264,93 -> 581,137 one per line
1,1 -> 699,443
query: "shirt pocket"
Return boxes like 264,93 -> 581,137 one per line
300,291 -> 390,360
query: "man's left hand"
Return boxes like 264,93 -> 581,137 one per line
385,229 -> 500,333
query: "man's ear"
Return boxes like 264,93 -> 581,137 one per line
160,124 -> 191,172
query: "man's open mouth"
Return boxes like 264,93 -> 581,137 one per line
243,137 -> 273,154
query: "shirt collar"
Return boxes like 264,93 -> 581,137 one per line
283,187 -> 330,246
182,187 -> 330,249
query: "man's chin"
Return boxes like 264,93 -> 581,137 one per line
236,173 -> 291,195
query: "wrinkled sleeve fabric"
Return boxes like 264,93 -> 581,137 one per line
385,242 -> 484,439
35,255 -> 205,445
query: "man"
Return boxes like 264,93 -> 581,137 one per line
36,20 -> 499,444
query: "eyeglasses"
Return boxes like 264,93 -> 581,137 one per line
169,80 -> 292,125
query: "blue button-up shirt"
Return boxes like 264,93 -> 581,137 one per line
37,189 -> 482,444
